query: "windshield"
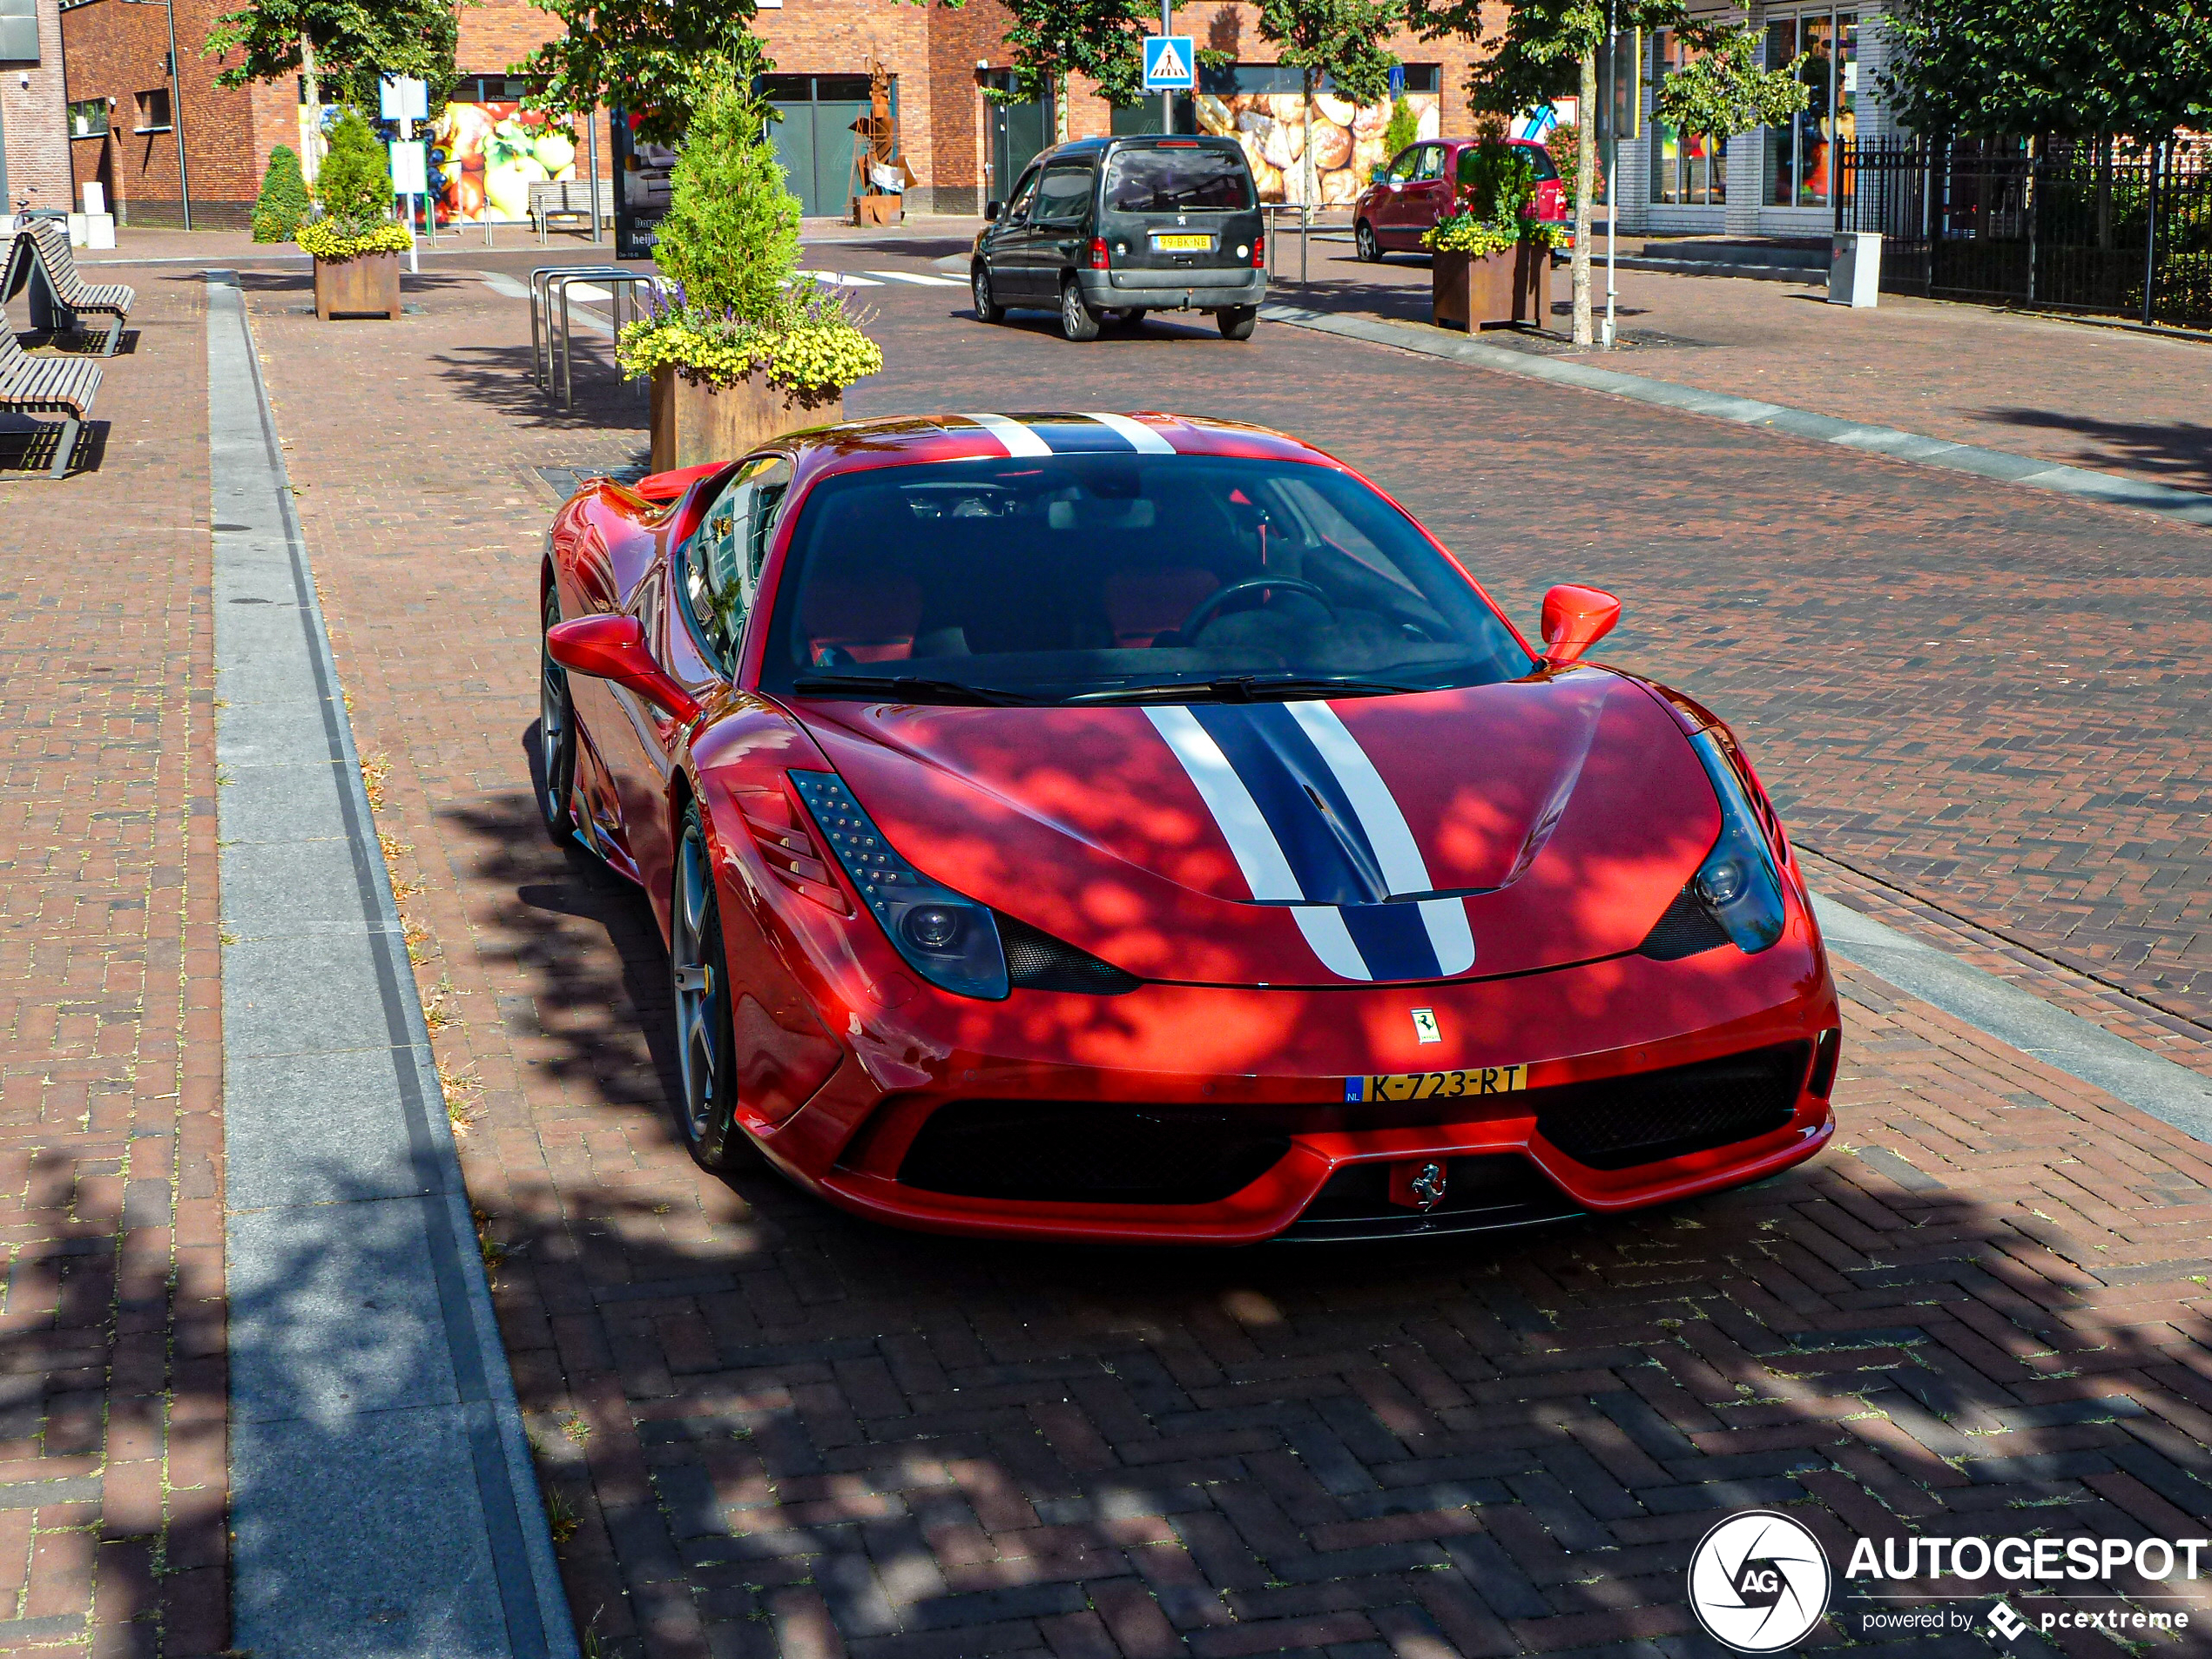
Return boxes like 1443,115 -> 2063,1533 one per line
760,452 -> 1534,705
1103,146 -> 1254,212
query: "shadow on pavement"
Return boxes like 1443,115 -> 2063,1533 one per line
1974,406 -> 2212,496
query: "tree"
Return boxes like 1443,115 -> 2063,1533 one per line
994,0 -> 1159,145
651,81 -> 799,318
315,107 -> 396,229
1255,0 -> 1404,208
206,0 -> 459,183
1409,0 -> 1801,345
1878,0 -> 2212,141
1382,93 -> 1422,159
513,0 -> 770,150
251,144 -> 313,242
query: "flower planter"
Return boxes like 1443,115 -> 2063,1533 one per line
312,251 -> 401,320
649,367 -> 842,472
853,193 -> 903,226
1431,244 -> 1551,331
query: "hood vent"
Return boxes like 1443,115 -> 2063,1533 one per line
997,914 -> 1142,995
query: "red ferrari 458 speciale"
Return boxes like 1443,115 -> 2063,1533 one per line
539,411 -> 1840,1244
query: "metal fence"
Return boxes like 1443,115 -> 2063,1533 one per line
1838,138 -> 2212,331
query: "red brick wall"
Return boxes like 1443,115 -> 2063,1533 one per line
61,0 -> 284,230
2,0 -> 71,212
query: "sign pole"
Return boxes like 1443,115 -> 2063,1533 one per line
400,110 -> 419,275
1161,0 -> 1174,132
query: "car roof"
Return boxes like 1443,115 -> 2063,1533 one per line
779,412 -> 1339,487
1026,132 -> 1249,169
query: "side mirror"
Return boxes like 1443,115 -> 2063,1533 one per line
1539,583 -> 1621,667
983,199 -> 1001,221
546,614 -> 703,724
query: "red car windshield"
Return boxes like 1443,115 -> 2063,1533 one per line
760,451 -> 1534,705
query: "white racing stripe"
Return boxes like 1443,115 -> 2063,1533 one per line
1292,907 -> 1372,981
1285,700 -> 1476,976
1082,412 -> 1177,454
960,413 -> 1053,458
1143,706 -> 1301,901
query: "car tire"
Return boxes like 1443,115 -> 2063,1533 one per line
670,801 -> 749,1172
1217,305 -> 1258,341
972,261 -> 1003,323
1355,219 -> 1382,262
1119,307 -> 1149,328
537,581 -> 577,843
1060,279 -> 1103,341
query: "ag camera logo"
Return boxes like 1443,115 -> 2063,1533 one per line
1688,1509 -> 1832,1652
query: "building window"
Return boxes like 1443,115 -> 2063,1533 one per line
1401,65 -> 1441,94
0,0 -> 38,62
1649,30 -> 1724,205
1766,10 -> 1856,206
134,86 -> 172,132
69,98 -> 109,138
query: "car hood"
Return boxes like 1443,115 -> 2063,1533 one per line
795,669 -> 1722,987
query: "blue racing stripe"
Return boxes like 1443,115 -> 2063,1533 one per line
1189,704 -> 1386,906
1339,900 -> 1443,982
1016,415 -> 1141,454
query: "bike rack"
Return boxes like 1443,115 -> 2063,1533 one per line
529,264 -> 631,386
547,268 -> 666,408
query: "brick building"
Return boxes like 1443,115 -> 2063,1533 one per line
59,0 -> 291,229
2,0 -> 71,213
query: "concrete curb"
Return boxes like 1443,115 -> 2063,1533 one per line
207,272 -> 578,1659
1811,894 -> 2212,1145
1263,302 -> 2212,531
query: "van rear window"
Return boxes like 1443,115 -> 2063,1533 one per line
1103,147 -> 1254,212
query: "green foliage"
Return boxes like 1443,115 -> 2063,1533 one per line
995,0 -> 1161,135
296,218 -> 414,260
1547,120 -> 1580,202
1422,138 -> 1561,251
617,285 -> 884,395
314,108 -> 393,229
1879,0 -> 2212,138
513,0 -> 769,150
207,0 -> 458,98
1382,96 -> 1421,159
651,81 -> 798,320
252,144 -> 313,243
1653,26 -> 1809,138
1256,0 -> 1404,109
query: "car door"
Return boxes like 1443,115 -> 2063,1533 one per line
985,165 -> 1043,300
1028,158 -> 1097,300
1399,143 -> 1452,246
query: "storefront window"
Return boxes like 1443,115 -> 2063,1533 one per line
1766,9 -> 1855,206
1648,30 -> 1724,206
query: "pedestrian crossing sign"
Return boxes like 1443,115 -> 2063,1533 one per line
1143,36 -> 1196,90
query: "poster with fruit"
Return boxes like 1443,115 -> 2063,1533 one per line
431,102 -> 583,223
1195,91 -> 1438,206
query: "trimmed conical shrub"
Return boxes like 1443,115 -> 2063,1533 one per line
251,145 -> 312,244
314,109 -> 395,231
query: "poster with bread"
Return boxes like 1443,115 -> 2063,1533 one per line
1195,91 -> 1439,205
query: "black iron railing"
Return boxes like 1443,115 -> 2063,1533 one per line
1838,138 -> 2212,331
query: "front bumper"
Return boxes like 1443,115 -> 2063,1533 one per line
1080,269 -> 1267,310
745,921 -> 1841,1245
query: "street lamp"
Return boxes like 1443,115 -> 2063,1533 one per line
120,0 -> 191,231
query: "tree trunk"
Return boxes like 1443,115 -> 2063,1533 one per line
1054,72 -> 1069,144
1571,47 -> 1597,344
300,32 -> 323,187
1305,73 -> 1317,210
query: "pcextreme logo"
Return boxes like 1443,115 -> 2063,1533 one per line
1686,1510 -> 1833,1652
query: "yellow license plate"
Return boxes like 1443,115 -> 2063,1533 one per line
1345,1064 -> 1528,1103
1151,233 -> 1214,251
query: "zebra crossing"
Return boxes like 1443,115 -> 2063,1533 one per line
797,268 -> 967,288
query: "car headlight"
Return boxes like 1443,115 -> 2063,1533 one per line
1685,730 -> 1786,954
790,771 -> 1009,1000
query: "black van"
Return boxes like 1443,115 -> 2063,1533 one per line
971,135 -> 1268,341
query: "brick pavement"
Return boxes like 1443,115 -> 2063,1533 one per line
236,260 -> 2212,1656
1284,240 -> 2212,498
0,278 -> 226,1655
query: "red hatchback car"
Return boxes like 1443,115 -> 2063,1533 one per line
540,412 -> 1840,1245
1353,137 -> 1568,262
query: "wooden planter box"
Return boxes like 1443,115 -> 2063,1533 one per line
649,367 -> 843,472
1432,243 -> 1551,331
312,251 -> 401,320
853,194 -> 904,226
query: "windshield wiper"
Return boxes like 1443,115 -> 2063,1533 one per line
790,674 -> 1040,707
1071,673 -> 1431,705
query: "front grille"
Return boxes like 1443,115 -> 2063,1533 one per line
1535,1042 -> 1810,1170
1284,1155 -> 1583,1242
1638,883 -> 1732,960
897,1100 -> 1289,1204
997,914 -> 1140,995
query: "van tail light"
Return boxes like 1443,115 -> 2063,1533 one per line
738,788 -> 850,915
1089,237 -> 1109,269
1252,233 -> 1264,267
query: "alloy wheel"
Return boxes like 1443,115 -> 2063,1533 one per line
671,819 -> 719,1145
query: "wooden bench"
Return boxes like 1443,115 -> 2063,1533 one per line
529,180 -> 607,245
3,220 -> 134,356
0,325 -> 100,477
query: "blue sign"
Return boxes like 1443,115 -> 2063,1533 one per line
1143,36 -> 1196,91
1388,64 -> 1406,97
